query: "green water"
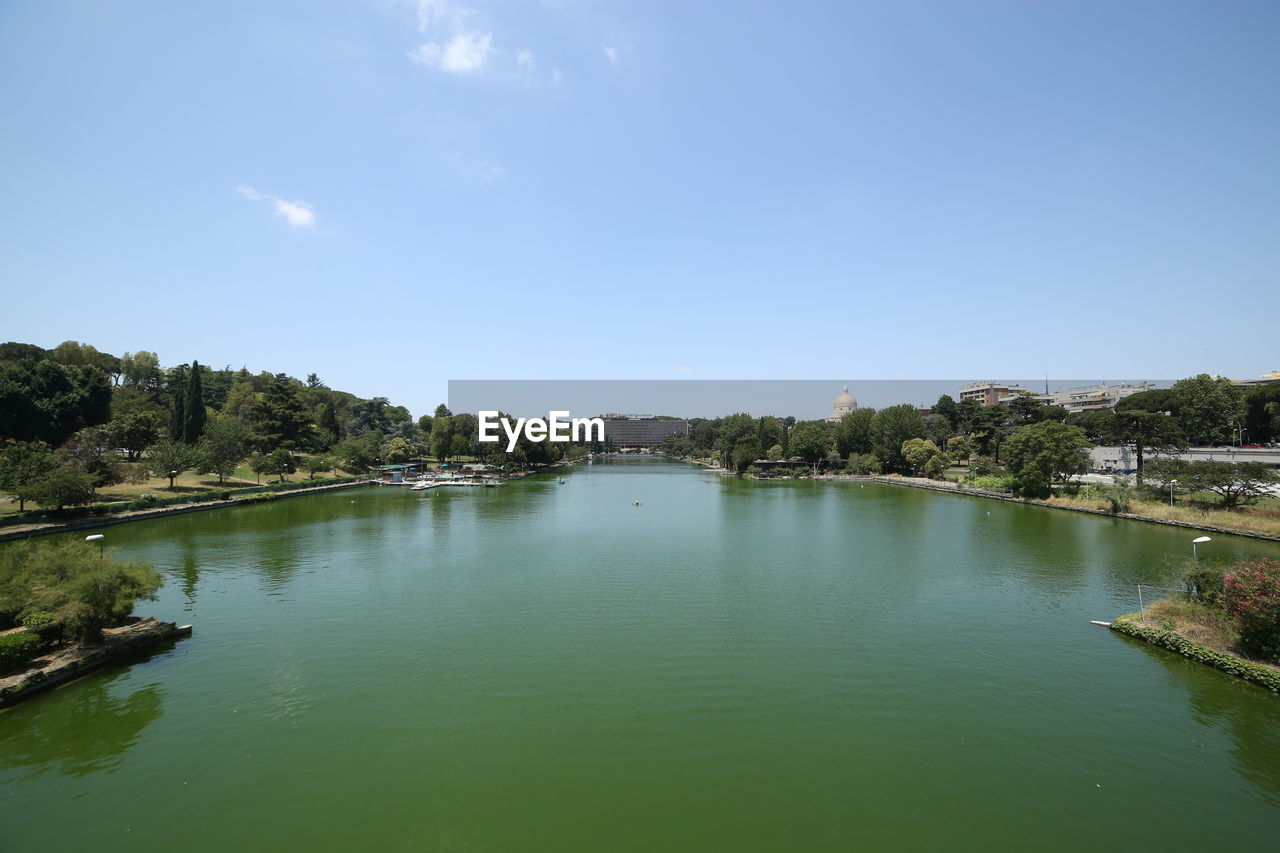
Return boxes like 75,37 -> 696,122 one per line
4,460 -> 1280,850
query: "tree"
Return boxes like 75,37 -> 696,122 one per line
304,454 -> 333,479
789,421 -> 833,466
334,434 -> 380,472
30,461 -> 95,510
169,383 -> 186,441
966,404 -> 1011,462
1182,461 -> 1279,509
717,413 -> 757,464
0,442 -> 57,511
60,427 -> 125,491
450,433 -> 471,460
431,415 -> 453,462
197,420 -> 251,484
183,360 -> 206,443
0,359 -> 113,445
933,394 -> 960,431
834,408 -> 875,457
119,351 -> 162,390
847,453 -> 881,475
145,439 -> 197,489
1002,421 -> 1091,492
732,440 -> 761,473
901,438 -> 942,476
1169,374 -> 1245,445
221,380 -> 258,422
922,452 -> 951,480
384,436 -> 415,464
1107,410 -> 1184,483
1007,393 -> 1046,426
922,414 -> 951,447
871,405 -> 925,474
946,436 -> 971,463
249,374 -> 310,450
1244,382 -> 1280,444
756,416 -> 783,454
263,448 -> 296,483
0,539 -> 163,645
104,412 -> 162,461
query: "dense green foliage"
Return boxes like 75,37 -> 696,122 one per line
0,540 -> 163,645
0,631 -> 43,673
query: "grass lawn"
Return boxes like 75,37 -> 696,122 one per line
0,461 -> 348,518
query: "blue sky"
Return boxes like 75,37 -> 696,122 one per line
2,0 -> 1277,418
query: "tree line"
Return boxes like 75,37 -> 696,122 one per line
655,374 -> 1280,505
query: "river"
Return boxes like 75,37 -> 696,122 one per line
3,459 -> 1279,849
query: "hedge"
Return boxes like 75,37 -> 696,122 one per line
0,631 -> 44,674
1110,615 -> 1280,694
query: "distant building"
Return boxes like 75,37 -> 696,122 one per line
960,381 -> 1029,406
599,417 -> 689,450
1232,371 -> 1280,388
1042,382 -> 1153,413
824,384 -> 858,423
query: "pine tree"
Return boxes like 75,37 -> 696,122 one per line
184,360 -> 206,443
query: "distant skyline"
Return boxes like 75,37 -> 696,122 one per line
3,1 -> 1278,419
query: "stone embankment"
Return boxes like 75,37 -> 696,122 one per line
0,479 -> 373,542
0,617 -> 192,707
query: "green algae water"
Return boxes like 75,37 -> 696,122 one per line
4,459 -> 1280,850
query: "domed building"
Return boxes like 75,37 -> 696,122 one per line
825,384 -> 858,423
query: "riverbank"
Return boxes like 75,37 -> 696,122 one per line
0,479 -> 373,542
835,474 -> 1280,543
0,617 -> 192,708
1108,612 -> 1280,694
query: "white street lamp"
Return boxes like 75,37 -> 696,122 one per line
1169,479 -> 1178,507
85,533 -> 105,559
1192,535 -> 1211,559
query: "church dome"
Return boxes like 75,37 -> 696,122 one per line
834,384 -> 856,409
825,384 -> 858,422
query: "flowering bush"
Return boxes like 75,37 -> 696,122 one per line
1222,558 -> 1280,662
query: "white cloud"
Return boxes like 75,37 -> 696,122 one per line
237,185 -> 316,229
410,30 -> 492,74
601,43 -> 618,66
677,366 -> 694,375
516,49 -> 535,72
551,66 -> 564,85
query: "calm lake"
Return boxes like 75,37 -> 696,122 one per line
3,459 -> 1280,849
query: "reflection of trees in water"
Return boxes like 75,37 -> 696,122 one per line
1143,643 -> 1280,807
0,679 -> 164,779
1186,672 -> 1280,807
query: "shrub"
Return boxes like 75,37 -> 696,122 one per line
21,610 -> 62,643
0,631 -> 44,673
237,492 -> 277,504
1183,566 -> 1225,606
967,475 -> 1014,491
1222,558 -> 1280,662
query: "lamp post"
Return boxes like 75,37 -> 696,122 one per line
1169,479 -> 1178,507
85,533 -> 105,559
1193,535 -> 1211,559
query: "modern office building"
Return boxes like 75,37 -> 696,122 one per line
1042,382 -> 1153,413
960,381 -> 1029,406
599,417 -> 689,450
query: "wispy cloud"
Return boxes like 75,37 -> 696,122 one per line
677,366 -> 694,375
601,43 -> 618,66
409,0 -> 492,75
410,30 -> 492,74
236,185 -> 316,229
516,49 -> 535,73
